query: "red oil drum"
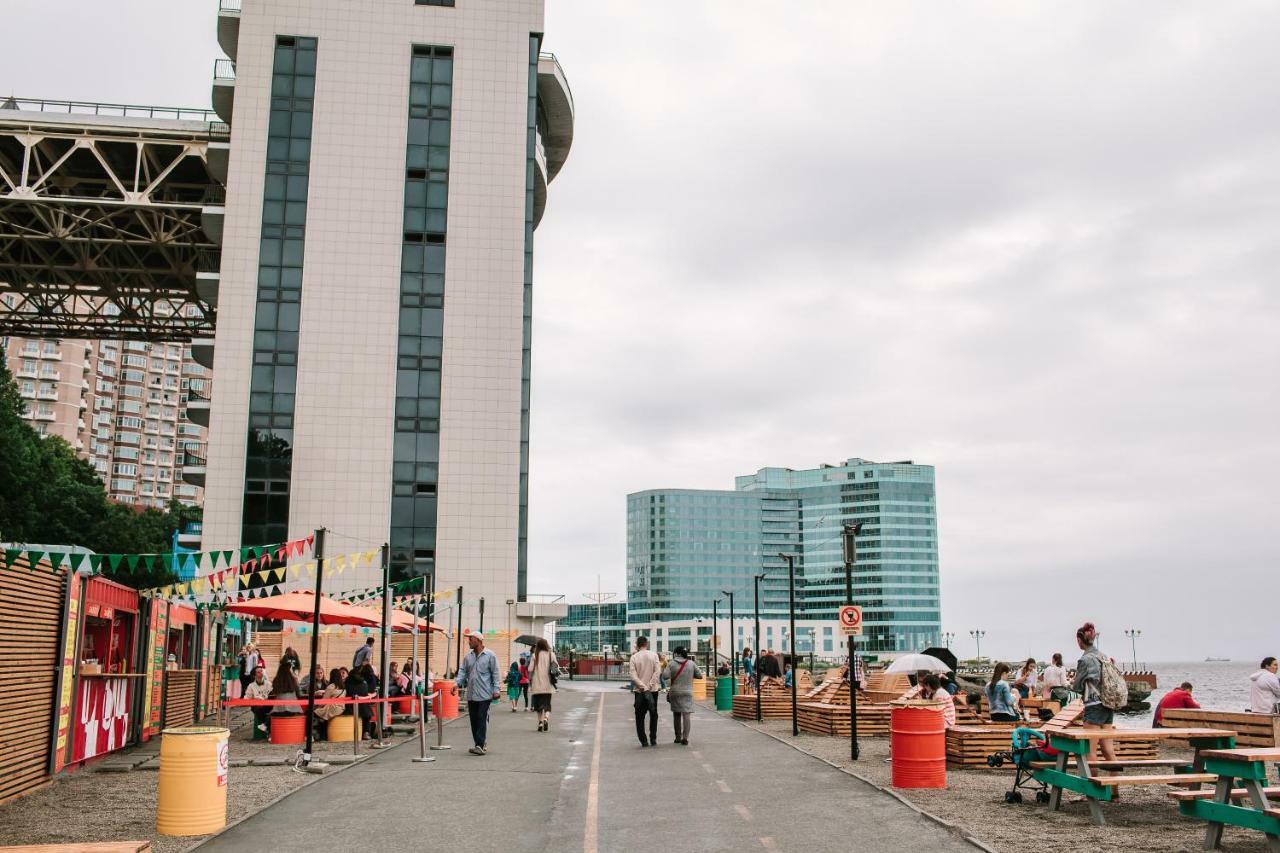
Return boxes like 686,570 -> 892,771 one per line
396,696 -> 414,715
268,714 -> 305,745
432,680 -> 459,721
890,703 -> 946,789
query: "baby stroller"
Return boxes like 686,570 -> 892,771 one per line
986,724 -> 1055,804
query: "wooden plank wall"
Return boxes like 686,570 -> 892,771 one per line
0,554 -> 66,803
162,671 -> 198,728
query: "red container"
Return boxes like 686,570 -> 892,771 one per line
396,696 -> 413,715
432,680 -> 459,721
269,714 -> 306,745
890,704 -> 946,789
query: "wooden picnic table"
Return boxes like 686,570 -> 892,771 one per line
1169,746 -> 1280,852
1034,726 -> 1237,825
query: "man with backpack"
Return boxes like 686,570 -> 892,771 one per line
1071,621 -> 1127,762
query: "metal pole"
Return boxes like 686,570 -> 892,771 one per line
454,585 -> 463,676
754,574 -> 762,723
843,522 -> 861,761
725,592 -> 735,679
782,554 -> 798,737
479,597 -> 485,635
713,599 -> 719,671
302,527 -> 325,763
375,543 -> 391,746
425,570 -> 434,719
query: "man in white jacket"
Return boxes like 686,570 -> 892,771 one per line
1249,657 -> 1280,714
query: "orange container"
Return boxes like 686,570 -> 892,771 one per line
433,680 -> 459,721
396,696 -> 413,715
890,703 -> 946,789
268,714 -> 306,745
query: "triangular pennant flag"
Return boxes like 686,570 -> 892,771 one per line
88,554 -> 103,574
306,562 -> 316,576
46,551 -> 66,570
107,554 -> 124,571
289,565 -> 300,578
192,578 -> 206,594
221,550 -> 234,567
70,553 -> 87,571
25,550 -> 46,568
4,548 -> 21,567
306,533 -> 315,548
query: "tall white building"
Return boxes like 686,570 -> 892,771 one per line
200,0 -> 573,616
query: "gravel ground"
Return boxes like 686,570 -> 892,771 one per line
733,714 -> 1274,853
0,716 -> 418,853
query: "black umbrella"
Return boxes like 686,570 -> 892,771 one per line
922,647 -> 958,672
514,634 -> 541,646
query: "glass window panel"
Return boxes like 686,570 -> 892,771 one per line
293,75 -> 315,98
282,240 -> 305,267
269,110 -> 291,137
286,175 -> 308,200
274,46 -> 295,74
431,59 -> 452,84
291,111 -> 312,139
288,138 -> 310,162
295,50 -> 316,75
427,146 -> 449,170
286,202 -> 307,225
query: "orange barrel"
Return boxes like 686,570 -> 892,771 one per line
890,702 -> 946,789
433,680 -> 459,721
327,714 -> 359,742
396,696 -> 413,715
692,678 -> 707,701
268,715 -> 306,745
156,726 -> 229,836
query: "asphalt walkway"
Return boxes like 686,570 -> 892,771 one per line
198,682 -> 977,852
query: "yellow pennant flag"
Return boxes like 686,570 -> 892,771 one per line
363,549 -> 378,567
192,578 -> 206,594
289,564 -> 300,578
306,561 -> 316,576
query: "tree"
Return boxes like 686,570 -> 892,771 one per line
0,344 -> 197,588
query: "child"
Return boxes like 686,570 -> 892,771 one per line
505,661 -> 522,712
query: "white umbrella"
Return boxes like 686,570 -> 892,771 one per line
885,653 -> 951,674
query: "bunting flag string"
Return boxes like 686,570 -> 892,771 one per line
0,536 -> 314,580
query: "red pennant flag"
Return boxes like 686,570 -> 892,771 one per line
275,547 -> 286,562
306,533 -> 315,549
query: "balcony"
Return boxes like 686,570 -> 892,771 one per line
33,410 -> 56,422
212,58 -> 235,125
207,121 -> 231,184
39,350 -> 63,361
36,389 -> 59,401
536,53 -> 574,182
16,367 -> 38,379
177,521 -> 203,549
217,0 -> 241,62
185,384 -> 211,427
180,451 -> 206,488
191,341 -> 214,370
195,249 -> 220,308
200,186 -> 226,244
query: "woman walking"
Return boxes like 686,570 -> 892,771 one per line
519,655 -> 531,711
1071,622 -> 1117,763
528,638 -> 558,732
665,646 -> 703,745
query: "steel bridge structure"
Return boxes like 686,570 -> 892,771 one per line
0,97 -> 227,342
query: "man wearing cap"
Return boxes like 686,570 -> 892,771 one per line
455,633 -> 502,754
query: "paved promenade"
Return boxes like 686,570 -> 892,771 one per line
199,682 -> 976,852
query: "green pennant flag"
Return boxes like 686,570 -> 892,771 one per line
25,550 -> 45,568
70,553 -> 87,571
107,554 -> 125,571
88,554 -> 103,573
46,552 -> 66,570
3,549 -> 20,567
125,554 -> 141,570
222,550 -> 235,567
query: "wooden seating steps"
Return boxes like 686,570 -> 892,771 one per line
1158,709 -> 1280,748
946,703 -> 1159,768
730,677 -> 797,720
1169,786 -> 1280,802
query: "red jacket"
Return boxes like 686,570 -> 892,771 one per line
1153,688 -> 1199,726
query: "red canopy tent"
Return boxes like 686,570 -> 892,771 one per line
223,590 -> 380,626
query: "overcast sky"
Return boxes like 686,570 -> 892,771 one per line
5,2 -> 1277,661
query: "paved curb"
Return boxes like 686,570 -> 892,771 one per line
728,714 -> 997,853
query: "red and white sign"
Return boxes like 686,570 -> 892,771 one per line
838,605 -> 863,636
73,677 -> 131,763
216,738 -> 229,787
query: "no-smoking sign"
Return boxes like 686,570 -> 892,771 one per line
216,739 -> 229,787
839,605 -> 863,636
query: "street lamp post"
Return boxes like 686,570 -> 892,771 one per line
942,632 -> 955,649
779,553 -> 798,737
712,599 -> 720,672
1124,629 -> 1141,670
753,572 -> 766,723
843,522 -> 862,761
720,590 -> 736,679
969,629 -> 986,664
809,628 -> 816,677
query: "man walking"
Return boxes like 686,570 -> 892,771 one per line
630,636 -> 661,747
456,633 -> 502,754
353,636 -> 375,670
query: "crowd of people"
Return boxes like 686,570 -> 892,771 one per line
235,639 -> 431,741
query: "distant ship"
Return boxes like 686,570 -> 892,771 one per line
1205,656 -> 1231,662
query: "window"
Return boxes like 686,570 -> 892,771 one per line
414,0 -> 454,5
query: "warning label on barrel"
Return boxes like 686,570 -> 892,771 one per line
216,739 -> 229,787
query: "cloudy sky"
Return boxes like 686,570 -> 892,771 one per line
5,2 -> 1277,661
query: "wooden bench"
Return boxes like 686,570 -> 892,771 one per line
1159,709 -> 1280,748
1035,726 -> 1237,826
1088,773 -> 1216,787
1172,747 -> 1280,850
1170,786 -> 1280,802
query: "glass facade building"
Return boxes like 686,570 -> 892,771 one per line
553,603 -> 627,654
627,458 -> 940,654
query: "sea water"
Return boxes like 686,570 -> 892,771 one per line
1118,660 -> 1260,727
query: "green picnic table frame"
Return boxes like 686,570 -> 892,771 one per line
1178,752 -> 1280,852
1033,731 -> 1236,826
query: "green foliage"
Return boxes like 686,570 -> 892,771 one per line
0,345 -> 201,589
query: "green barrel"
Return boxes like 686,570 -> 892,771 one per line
715,676 -> 735,711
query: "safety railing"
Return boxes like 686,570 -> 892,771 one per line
0,96 -> 218,123
219,0 -> 242,11
214,59 -> 236,82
